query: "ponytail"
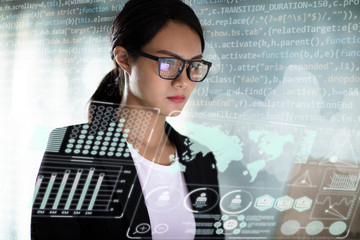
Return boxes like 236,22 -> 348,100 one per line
88,66 -> 124,121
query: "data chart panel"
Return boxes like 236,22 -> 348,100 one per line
179,118 -> 360,239
32,155 -> 137,218
32,102 -> 161,218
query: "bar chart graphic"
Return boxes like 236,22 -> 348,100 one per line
32,155 -> 136,218
32,102 -> 161,218
321,169 -> 360,192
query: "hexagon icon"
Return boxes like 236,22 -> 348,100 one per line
275,196 -> 294,211
294,196 -> 312,212
254,195 -> 275,211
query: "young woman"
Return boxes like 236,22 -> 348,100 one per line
31,0 -> 223,239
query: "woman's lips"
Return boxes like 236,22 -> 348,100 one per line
167,95 -> 185,103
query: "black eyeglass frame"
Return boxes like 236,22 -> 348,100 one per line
126,48 -> 212,82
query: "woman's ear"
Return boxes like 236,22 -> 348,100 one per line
113,46 -> 131,75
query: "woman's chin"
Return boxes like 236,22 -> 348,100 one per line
167,110 -> 182,117
156,104 -> 186,117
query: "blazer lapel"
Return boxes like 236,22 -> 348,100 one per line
166,123 -> 224,240
165,123 -> 200,199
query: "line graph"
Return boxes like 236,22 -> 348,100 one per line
310,193 -> 356,220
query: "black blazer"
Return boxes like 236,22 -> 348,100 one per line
31,122 -> 224,240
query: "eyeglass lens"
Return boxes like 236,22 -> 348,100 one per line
159,59 -> 183,79
189,61 -> 209,81
158,58 -> 209,81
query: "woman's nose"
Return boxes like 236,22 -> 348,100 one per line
171,66 -> 189,88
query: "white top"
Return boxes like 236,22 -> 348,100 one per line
128,144 -> 196,240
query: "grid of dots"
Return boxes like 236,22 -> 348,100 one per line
119,108 -> 152,151
64,103 -> 154,158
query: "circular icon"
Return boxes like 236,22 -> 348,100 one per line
145,186 -> 181,212
223,219 -> 238,231
153,223 -> 169,234
214,222 -> 222,228
220,190 -> 253,214
280,220 -> 300,236
134,223 -> 151,234
329,221 -> 347,236
184,188 -> 220,213
239,222 -> 247,228
215,215 -> 247,236
216,228 -> 224,235
305,221 -> 324,235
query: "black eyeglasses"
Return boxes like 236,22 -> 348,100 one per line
126,48 -> 212,82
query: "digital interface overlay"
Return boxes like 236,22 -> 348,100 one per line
160,117 -> 360,239
32,101 -> 161,218
1,0 -> 359,238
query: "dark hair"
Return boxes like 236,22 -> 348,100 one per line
88,0 -> 205,120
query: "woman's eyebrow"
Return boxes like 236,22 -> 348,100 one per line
156,50 -> 202,60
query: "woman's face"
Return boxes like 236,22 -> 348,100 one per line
124,21 -> 202,116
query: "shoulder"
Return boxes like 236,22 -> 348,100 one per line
166,122 -> 213,157
166,123 -> 221,191
44,122 -> 131,159
45,123 -> 88,153
47,123 -> 88,136
166,122 -> 217,171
